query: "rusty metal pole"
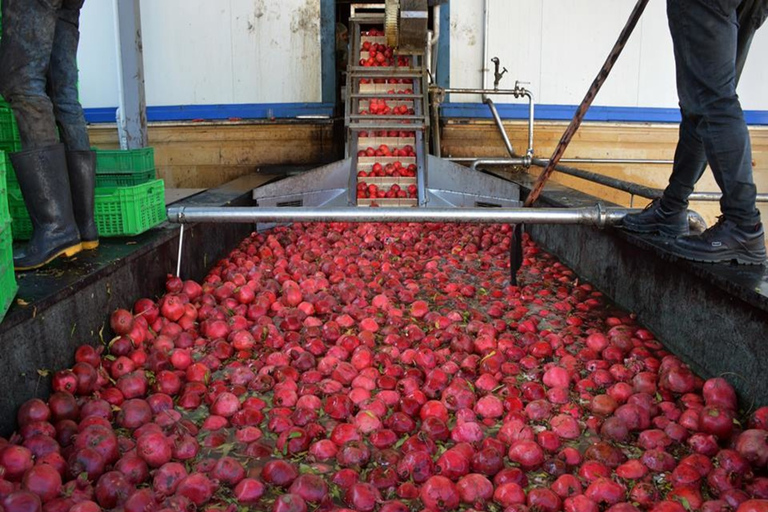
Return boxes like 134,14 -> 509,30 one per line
524,0 -> 650,207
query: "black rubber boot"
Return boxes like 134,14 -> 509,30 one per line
11,144 -> 82,271
621,198 -> 690,237
670,217 -> 767,265
66,150 -> 99,250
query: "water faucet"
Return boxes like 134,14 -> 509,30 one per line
491,57 -> 507,90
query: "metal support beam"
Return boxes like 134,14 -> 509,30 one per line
167,205 -> 634,228
320,0 -> 336,104
436,2 -> 450,88
469,157 -> 768,204
113,0 -> 148,149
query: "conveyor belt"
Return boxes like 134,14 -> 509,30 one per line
345,7 -> 429,207
250,3 -> 521,216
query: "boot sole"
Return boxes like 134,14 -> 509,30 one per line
14,243 -> 84,271
82,240 -> 99,250
669,246 -> 767,266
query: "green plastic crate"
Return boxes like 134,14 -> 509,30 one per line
0,152 -> 8,226
0,222 -> 18,324
0,106 -> 21,153
8,179 -> 166,240
3,149 -> 157,188
95,147 -> 156,187
7,186 -> 30,240
94,179 -> 166,237
2,152 -> 14,186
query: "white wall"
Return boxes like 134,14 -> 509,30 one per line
77,0 -> 322,109
76,0 -> 767,112
450,0 -> 768,110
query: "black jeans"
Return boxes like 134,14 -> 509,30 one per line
0,0 -> 89,151
662,0 -> 768,226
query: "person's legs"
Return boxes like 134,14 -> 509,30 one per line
0,0 -> 62,148
666,0 -> 766,263
48,0 -> 89,151
661,0 -> 765,214
669,0 -> 759,225
624,0 -> 765,239
0,0 -> 82,270
48,0 -> 99,248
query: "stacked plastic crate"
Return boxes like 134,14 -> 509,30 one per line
1,1 -> 19,318
0,105 -> 19,321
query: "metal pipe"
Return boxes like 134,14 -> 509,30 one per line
175,224 -> 184,278
531,158 -> 662,199
450,157 -> 674,165
471,157 -> 530,171
473,158 -> 768,204
431,90 -> 443,158
530,159 -> 768,203
167,205 -> 634,228
561,158 -> 673,165
430,5 -> 440,79
432,84 -> 536,159
436,87 -> 536,96
482,0 -> 490,94
485,98 -> 515,157
521,86 -> 534,157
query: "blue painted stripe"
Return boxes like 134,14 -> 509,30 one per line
320,0 -> 336,104
440,102 -> 768,125
84,103 -> 335,124
84,101 -> 768,126
436,2 -> 450,89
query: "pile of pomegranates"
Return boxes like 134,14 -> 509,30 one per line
1,223 -> 766,512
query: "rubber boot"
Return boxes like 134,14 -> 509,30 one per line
66,150 -> 99,250
11,144 -> 82,271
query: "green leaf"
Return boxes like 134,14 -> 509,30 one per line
218,442 -> 235,457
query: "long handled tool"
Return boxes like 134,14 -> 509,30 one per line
525,0 -> 650,207
510,0 -> 650,286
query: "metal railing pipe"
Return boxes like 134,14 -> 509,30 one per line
434,85 -> 536,157
436,87 -> 533,96
471,157 -> 531,171
167,205 -> 634,228
485,98 -> 515,157
560,158 -> 673,165
451,157 -> 673,165
529,159 -> 768,203
531,158 -> 662,199
524,88 -> 534,157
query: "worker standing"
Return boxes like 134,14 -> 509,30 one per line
0,0 -> 98,271
622,0 -> 768,265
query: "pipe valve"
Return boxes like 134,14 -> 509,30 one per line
513,80 -> 531,98
491,57 -> 508,90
